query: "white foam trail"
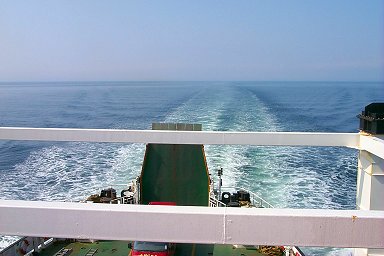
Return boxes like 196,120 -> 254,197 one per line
0,236 -> 21,252
1,141 -> 145,201
163,85 -> 284,193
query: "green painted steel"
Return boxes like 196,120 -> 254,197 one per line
38,240 -> 130,256
38,241 -> 265,256
140,123 -> 209,255
140,144 -> 209,206
212,245 -> 265,256
140,123 -> 208,206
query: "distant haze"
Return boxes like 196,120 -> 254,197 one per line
0,1 -> 383,82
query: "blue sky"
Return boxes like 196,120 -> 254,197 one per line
0,1 -> 383,81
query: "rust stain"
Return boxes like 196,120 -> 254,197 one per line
352,215 -> 358,222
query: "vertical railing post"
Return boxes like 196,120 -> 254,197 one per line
355,135 -> 384,255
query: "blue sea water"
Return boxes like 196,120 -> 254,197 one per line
0,81 -> 383,255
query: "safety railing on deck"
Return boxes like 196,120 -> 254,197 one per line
220,186 -> 274,208
209,196 -> 226,207
0,127 -> 383,251
246,188 -> 274,208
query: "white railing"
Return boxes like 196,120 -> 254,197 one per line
0,200 -> 383,248
220,187 -> 274,208
0,127 -> 381,159
248,190 -> 274,208
109,195 -> 136,204
0,127 -> 383,250
0,127 -> 360,147
209,196 -> 226,207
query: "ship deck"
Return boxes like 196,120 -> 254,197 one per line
38,240 -> 129,256
37,240 -> 268,256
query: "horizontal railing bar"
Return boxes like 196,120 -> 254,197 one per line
0,200 -> 383,248
0,127 -> 359,148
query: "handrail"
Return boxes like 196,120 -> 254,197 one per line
109,195 -> 136,204
0,127 -> 359,148
0,127 -> 383,251
220,186 -> 274,208
2,127 -> 383,158
2,127 -> 382,158
209,196 -> 226,207
1,200 -> 383,248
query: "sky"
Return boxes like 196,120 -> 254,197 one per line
0,1 -> 383,82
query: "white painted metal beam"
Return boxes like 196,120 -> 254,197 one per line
359,134 -> 384,160
0,200 -> 383,248
0,127 -> 359,148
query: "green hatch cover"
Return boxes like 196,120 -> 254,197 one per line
140,123 -> 209,206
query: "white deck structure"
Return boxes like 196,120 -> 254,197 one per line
0,127 -> 383,255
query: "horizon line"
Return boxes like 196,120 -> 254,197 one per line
0,80 -> 383,84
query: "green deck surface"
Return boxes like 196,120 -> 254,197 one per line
139,124 -> 210,254
38,240 -> 130,256
140,143 -> 209,206
140,142 -> 211,254
213,245 -> 265,256
38,241 -> 266,256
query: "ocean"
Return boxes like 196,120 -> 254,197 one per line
0,81 -> 383,255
